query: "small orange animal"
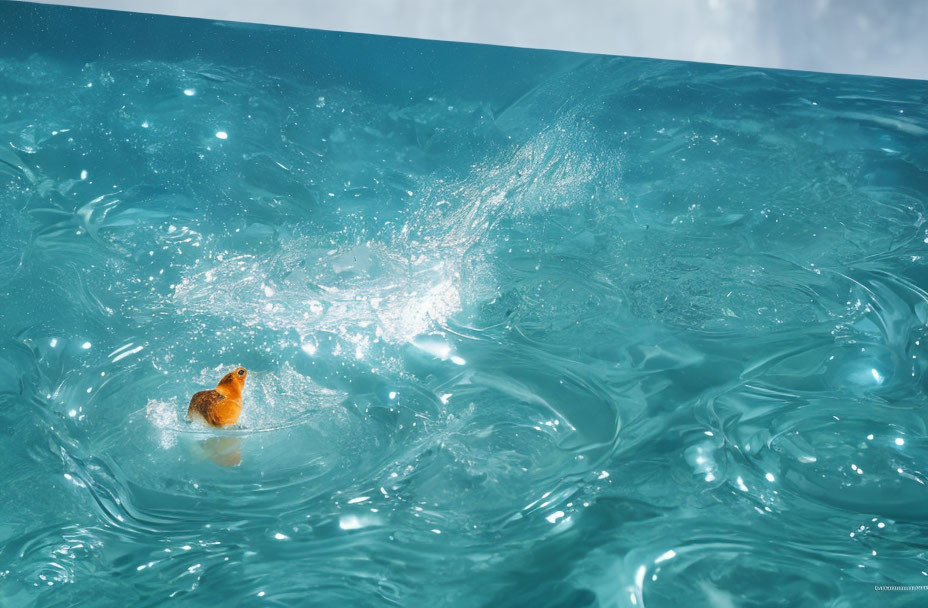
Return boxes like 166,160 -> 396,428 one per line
187,366 -> 248,427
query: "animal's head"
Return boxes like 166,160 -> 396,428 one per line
217,366 -> 248,396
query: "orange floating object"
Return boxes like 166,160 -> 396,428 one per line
187,366 -> 247,427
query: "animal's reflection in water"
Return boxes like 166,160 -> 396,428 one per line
197,436 -> 243,467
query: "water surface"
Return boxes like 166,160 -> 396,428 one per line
1,4 -> 928,607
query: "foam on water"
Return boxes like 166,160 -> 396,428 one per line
2,6 -> 928,607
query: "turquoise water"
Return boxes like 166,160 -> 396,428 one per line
2,3 -> 928,606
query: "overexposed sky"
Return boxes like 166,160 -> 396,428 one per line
19,0 -> 928,80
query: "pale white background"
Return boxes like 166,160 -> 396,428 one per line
17,0 -> 928,80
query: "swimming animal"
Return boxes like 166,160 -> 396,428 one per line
187,366 -> 247,427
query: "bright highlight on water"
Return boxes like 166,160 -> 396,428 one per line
1,3 -> 927,607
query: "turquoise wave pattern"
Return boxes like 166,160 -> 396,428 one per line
1,4 -> 927,607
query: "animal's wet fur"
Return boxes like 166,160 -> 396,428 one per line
187,366 -> 247,427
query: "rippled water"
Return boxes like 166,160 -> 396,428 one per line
2,5 -> 928,607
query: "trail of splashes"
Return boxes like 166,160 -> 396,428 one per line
168,112 -> 619,373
